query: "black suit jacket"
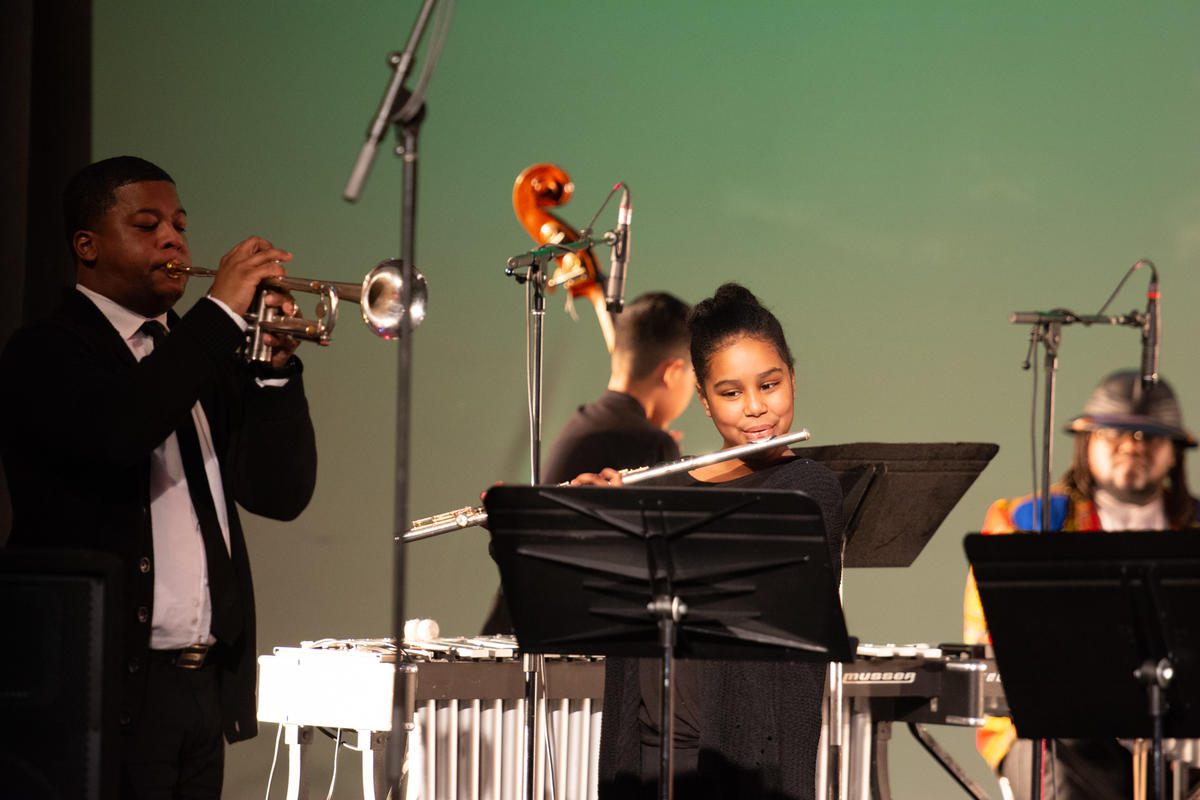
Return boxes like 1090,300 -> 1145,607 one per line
0,289 -> 317,742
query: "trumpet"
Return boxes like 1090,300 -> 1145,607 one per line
403,429 -> 811,542
165,259 -> 427,361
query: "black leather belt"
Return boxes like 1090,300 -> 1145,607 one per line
151,643 -> 214,670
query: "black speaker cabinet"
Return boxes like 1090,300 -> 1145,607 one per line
0,549 -> 120,800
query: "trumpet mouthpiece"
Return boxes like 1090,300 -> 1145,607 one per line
163,262 -> 218,279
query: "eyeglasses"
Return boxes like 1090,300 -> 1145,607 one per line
1092,428 -> 1167,445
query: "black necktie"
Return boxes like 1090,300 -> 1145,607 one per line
139,321 -> 242,643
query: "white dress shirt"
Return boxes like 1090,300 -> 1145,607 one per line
1093,489 -> 1169,532
77,285 -> 238,648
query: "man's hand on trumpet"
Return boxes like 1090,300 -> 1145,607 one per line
207,236 -> 299,368
208,236 -> 292,316
260,290 -> 302,369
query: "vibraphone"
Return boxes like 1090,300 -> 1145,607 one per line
257,636 -> 604,800
258,637 -> 1002,800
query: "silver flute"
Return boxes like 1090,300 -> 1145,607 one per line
402,429 -> 811,542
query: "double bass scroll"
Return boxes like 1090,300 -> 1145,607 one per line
512,163 -> 616,352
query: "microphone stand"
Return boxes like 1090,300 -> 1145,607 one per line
1034,319 -> 1061,537
390,106 -> 424,800
502,211 -> 621,800
389,108 -> 431,800
1009,299 -> 1149,800
343,0 -> 443,794
503,250 -> 550,800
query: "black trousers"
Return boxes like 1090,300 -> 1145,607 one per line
120,653 -> 225,800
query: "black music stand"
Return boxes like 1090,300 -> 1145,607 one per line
790,442 -> 997,798
485,484 -> 853,800
795,442 -> 998,567
965,530 -> 1200,800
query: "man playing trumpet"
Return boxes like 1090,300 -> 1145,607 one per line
0,155 -> 318,798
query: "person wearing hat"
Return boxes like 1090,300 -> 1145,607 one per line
963,370 -> 1199,799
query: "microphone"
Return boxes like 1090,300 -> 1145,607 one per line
605,184 -> 631,313
344,139 -> 382,203
344,54 -> 416,203
1139,259 -> 1160,388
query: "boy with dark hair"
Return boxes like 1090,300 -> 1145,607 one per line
481,291 -> 693,634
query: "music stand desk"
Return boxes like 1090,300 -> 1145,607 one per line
966,530 -> 1200,739
966,530 -> 1200,800
796,442 -> 997,567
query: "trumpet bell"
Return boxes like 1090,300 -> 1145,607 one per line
361,259 -> 427,339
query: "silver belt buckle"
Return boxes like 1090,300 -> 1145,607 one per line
174,643 -> 210,669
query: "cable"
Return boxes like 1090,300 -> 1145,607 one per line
394,0 -> 455,123
316,726 -> 373,752
264,723 -> 284,800
1029,331 -> 1040,529
1095,259 -> 1150,316
526,276 -> 538,483
539,656 -> 559,799
578,182 -> 622,240
325,729 -> 343,800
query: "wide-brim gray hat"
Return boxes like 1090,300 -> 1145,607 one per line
1066,370 -> 1196,447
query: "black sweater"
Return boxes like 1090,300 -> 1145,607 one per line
597,455 -> 845,799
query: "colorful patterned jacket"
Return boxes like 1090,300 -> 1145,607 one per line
964,485 -> 1200,768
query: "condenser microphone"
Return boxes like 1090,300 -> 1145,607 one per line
1139,259 -> 1160,389
605,184 -> 631,313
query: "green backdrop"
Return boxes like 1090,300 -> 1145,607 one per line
93,1 -> 1200,796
